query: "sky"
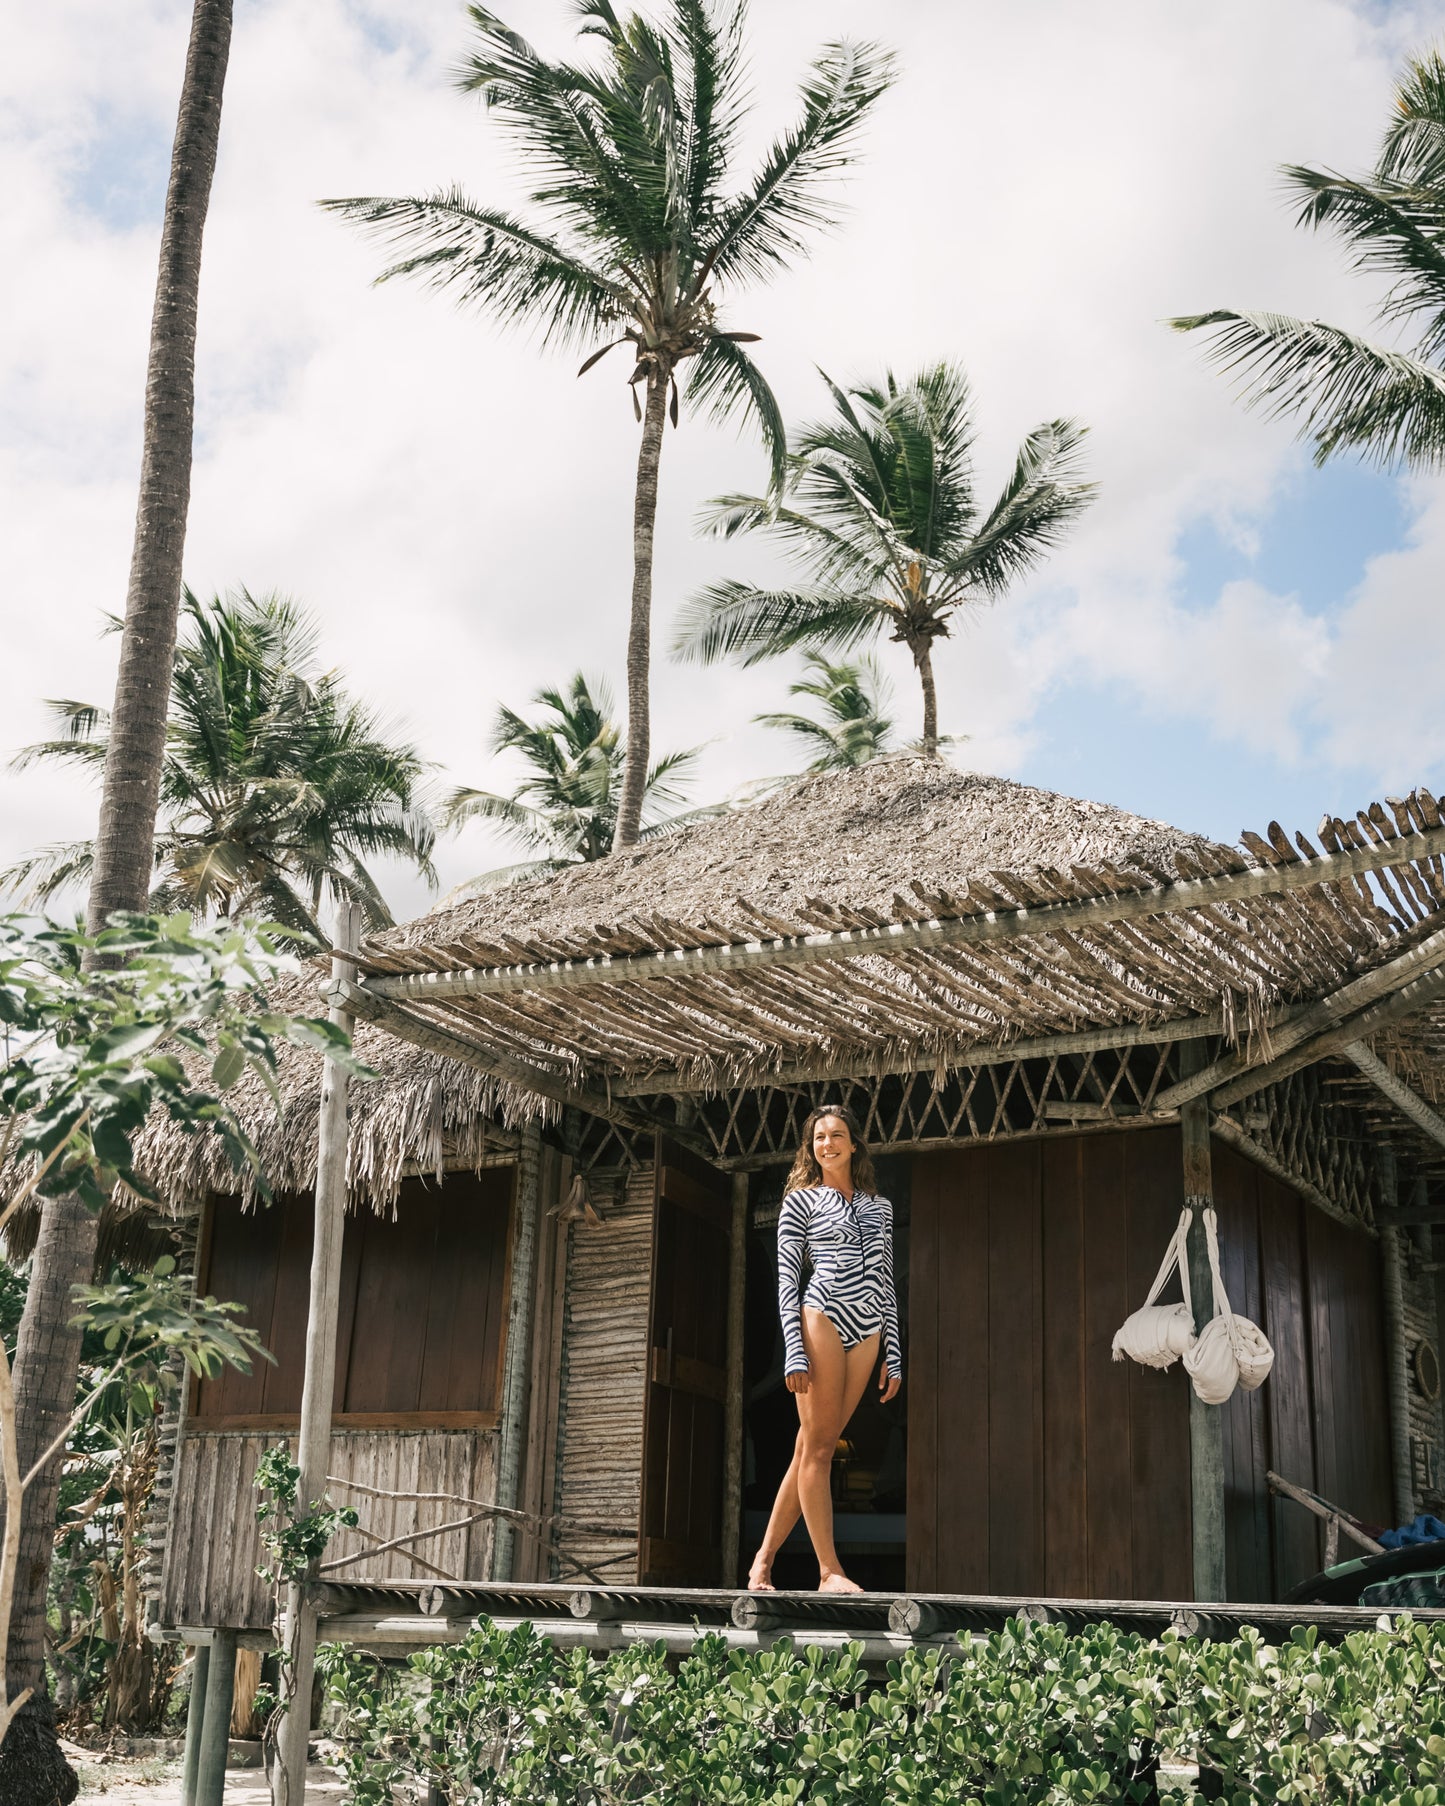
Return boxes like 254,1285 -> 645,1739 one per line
6,0 -> 1445,923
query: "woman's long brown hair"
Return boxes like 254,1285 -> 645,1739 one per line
785,1102 -> 878,1195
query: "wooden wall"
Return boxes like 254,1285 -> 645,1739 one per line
909,1131 -> 1193,1601
908,1128 -> 1395,1604
194,1170 -> 513,1428
1211,1139 -> 1393,1599
159,1429 -> 496,1630
549,1164 -> 656,1583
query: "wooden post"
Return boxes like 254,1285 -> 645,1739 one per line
1180,1043 -> 1226,1602
720,1171 -> 749,1587
274,903 -> 360,1806
492,1121 -> 542,1581
1378,1142 -> 1416,1526
194,1629 -> 236,1806
180,1642 -> 209,1806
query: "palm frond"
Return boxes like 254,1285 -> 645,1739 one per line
320,190 -> 623,351
1283,165 -> 1445,357
683,333 -> 786,491
1172,307 -> 1445,467
707,39 -> 895,285
671,580 -> 882,665
1378,47 -> 1445,186
952,419 -> 1096,598
441,786 -> 549,839
0,841 -> 99,906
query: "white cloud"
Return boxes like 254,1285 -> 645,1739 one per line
3,0 -> 1441,919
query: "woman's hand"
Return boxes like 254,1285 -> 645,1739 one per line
786,1369 -> 811,1394
878,1364 -> 901,1404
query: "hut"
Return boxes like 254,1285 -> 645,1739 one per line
142,757 -> 1445,1652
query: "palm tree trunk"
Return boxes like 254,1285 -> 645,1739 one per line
913,638 -> 940,757
88,0 -> 232,932
614,365 -> 670,851
0,6 -> 231,1800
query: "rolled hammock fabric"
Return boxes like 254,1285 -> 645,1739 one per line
1111,1209 -> 1196,1370
1112,1206 -> 1274,1402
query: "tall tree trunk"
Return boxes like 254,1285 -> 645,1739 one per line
0,6 -> 231,1800
912,638 -> 939,757
613,365 -> 670,852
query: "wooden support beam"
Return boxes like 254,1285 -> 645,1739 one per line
1379,1145 -> 1417,1526
614,1010 -> 1229,1097
1342,1041 -> 1445,1152
275,905 -> 359,1806
194,1627 -> 236,1806
359,823 -> 1445,1006
179,1642 -> 209,1806
1156,928 -> 1445,1113
492,1123 -> 542,1581
1181,1046 -> 1226,1604
720,1172 -> 748,1588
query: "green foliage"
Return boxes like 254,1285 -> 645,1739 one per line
754,653 -> 895,772
1173,46 -> 1445,471
254,1445 -> 359,1587
3,588 -> 436,935
443,672 -> 711,888
323,4 -> 895,491
322,1615 -> 1445,1805
75,1257 -> 270,1411
673,363 -> 1093,746
0,911 -> 367,1212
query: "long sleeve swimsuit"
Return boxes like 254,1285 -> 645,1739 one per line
777,1185 -> 901,1379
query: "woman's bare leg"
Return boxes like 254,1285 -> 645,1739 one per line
748,1314 -> 879,1591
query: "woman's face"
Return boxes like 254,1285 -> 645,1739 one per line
812,1113 -> 855,1169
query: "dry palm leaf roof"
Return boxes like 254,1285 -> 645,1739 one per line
129,757 -> 1445,1208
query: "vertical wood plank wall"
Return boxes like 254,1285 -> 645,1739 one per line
1210,1139 -> 1393,1598
909,1131 -> 1192,1601
909,1128 -> 1394,1603
549,1165 -> 657,1582
159,1429 -> 496,1630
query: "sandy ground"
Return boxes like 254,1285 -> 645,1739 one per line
74,1756 -> 346,1803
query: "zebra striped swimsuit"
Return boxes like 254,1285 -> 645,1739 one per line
777,1185 -> 901,1380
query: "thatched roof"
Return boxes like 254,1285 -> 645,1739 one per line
124,758 -> 1445,1208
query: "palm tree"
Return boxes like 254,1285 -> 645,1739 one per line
673,363 -> 1096,754
754,652 -> 895,772
323,1 -> 893,850
1173,48 -> 1445,469
4,590 -> 436,939
4,6 -> 233,1797
443,672 -> 704,890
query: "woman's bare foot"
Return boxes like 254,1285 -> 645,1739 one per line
818,1570 -> 863,1594
747,1553 -> 776,1592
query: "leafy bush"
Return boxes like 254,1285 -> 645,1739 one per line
321,1614 -> 1445,1804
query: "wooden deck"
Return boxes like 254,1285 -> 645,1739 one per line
161,1580 -> 1445,1659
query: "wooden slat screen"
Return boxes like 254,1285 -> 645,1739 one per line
193,1169 -> 514,1428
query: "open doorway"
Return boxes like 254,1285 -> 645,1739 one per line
739,1156 -> 910,1591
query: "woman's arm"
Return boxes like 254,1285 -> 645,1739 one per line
879,1197 -> 902,1380
776,1189 -> 810,1375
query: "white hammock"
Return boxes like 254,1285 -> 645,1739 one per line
1111,1208 -> 1196,1369
1182,1206 -> 1274,1405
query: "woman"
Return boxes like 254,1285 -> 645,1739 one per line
748,1103 -> 902,1594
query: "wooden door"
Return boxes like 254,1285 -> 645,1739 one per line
638,1140 -> 732,1585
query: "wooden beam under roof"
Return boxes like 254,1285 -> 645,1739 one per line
358,822 -> 1445,1006
1340,1040 -> 1445,1153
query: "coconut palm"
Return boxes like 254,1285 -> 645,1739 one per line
754,653 -> 895,772
322,1 -> 893,851
4,590 -> 436,939
443,672 -> 705,890
673,363 -> 1095,754
5,7 -> 234,1796
1173,48 -> 1445,469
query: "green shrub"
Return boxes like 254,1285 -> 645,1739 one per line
320,1615 -> 1445,1804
